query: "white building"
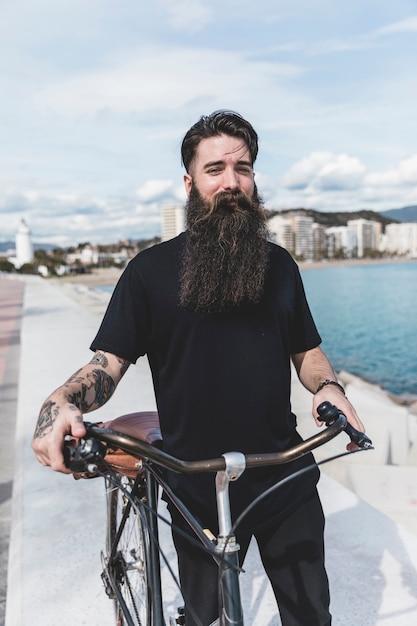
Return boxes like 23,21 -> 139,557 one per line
312,223 -> 327,260
384,223 -> 417,257
66,244 -> 99,266
267,215 -> 294,251
8,218 -> 34,268
347,218 -> 378,258
326,225 -> 357,258
162,205 -> 185,241
292,215 -> 314,260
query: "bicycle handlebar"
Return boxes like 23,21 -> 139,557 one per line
64,402 -> 372,475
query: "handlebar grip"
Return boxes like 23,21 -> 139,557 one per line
317,401 -> 373,449
64,437 -> 106,473
343,422 -> 373,449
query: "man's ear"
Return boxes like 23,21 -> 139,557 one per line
184,173 -> 192,198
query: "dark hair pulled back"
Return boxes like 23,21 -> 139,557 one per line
181,110 -> 258,173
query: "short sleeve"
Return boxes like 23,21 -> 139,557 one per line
90,260 -> 151,363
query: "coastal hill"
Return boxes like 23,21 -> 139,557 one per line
268,207 -> 397,228
381,205 -> 417,222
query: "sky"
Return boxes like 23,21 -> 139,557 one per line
1,0 -> 417,246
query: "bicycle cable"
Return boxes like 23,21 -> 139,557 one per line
231,446 -> 372,536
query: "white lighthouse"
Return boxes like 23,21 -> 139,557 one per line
15,218 -> 34,268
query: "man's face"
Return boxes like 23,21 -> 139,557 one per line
184,134 -> 255,203
180,148 -> 268,315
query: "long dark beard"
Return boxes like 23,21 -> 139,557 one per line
179,185 -> 270,314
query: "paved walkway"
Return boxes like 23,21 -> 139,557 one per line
4,275 -> 417,625
0,278 -> 24,626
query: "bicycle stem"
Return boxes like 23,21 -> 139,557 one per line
215,452 -> 246,626
216,452 -> 246,540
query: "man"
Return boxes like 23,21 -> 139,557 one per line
33,110 -> 365,626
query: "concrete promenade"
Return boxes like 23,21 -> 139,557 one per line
0,278 -> 24,625
3,274 -> 417,625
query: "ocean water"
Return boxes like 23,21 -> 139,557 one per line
301,262 -> 417,397
98,261 -> 417,397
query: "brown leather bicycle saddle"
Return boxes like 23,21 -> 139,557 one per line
104,411 -> 162,444
102,411 -> 162,478
73,411 -> 162,480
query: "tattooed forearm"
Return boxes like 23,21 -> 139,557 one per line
33,400 -> 59,439
64,368 -> 85,386
67,368 -> 116,412
89,351 -> 108,368
90,351 -> 130,376
116,356 -> 130,376
90,369 -> 116,405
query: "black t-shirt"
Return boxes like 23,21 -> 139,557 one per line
91,233 -> 322,533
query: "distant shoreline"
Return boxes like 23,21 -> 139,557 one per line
53,266 -> 123,287
55,256 -> 417,288
298,256 -> 417,271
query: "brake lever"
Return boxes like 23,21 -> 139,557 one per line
343,422 -> 373,449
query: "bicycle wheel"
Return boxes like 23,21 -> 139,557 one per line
105,474 -> 152,626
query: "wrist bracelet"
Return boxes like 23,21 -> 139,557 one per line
315,379 -> 346,395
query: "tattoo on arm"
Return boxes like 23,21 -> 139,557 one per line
64,368 -> 84,386
67,368 -> 116,412
89,351 -> 109,368
116,356 -> 130,376
33,400 -> 59,439
89,351 -> 130,376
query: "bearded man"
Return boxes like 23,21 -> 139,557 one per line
33,111 -> 365,626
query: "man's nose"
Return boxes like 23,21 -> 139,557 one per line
222,168 -> 240,190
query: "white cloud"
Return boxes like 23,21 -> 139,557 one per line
365,155 -> 417,188
33,46 -> 304,117
305,14 -> 417,57
281,152 -> 366,192
136,179 -> 175,202
159,0 -> 211,31
263,152 -> 417,212
0,186 -> 167,244
398,155 -> 417,185
376,15 -> 417,36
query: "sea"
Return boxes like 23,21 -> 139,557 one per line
300,261 -> 417,399
98,261 -> 417,399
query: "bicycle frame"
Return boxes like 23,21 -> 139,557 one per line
143,457 -> 246,626
73,405 -> 371,626
144,452 -> 247,626
145,470 -> 165,625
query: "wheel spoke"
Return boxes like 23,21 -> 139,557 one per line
104,475 -> 152,626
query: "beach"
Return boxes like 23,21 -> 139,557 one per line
53,256 -> 417,289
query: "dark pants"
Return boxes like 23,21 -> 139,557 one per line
172,492 -> 331,626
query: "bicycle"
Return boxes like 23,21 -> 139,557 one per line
65,401 -> 372,626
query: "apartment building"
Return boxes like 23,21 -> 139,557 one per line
268,215 -> 295,251
383,222 -> 417,257
162,204 -> 185,242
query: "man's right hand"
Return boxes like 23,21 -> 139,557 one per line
32,398 -> 87,473
32,351 -> 130,473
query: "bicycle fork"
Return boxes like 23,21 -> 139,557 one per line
215,452 -> 246,626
